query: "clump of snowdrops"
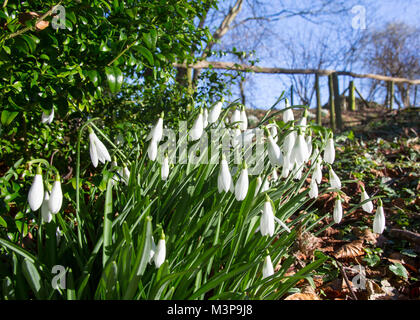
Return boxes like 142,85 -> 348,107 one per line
0,97 -> 385,300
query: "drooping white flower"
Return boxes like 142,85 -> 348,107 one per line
305,135 -> 312,162
48,175 -> 63,214
147,140 -> 158,161
28,166 -> 44,211
89,127 -> 111,167
281,153 -> 291,179
41,106 -> 54,124
361,187 -> 374,213
56,227 -> 62,245
240,107 -> 248,131
261,177 -> 270,193
235,164 -> 249,201
146,113 -> 164,143
324,137 -> 335,164
255,176 -> 262,197
293,164 -> 303,180
208,100 -> 223,124
149,235 -> 156,264
231,107 -> 241,126
283,99 -> 294,123
154,235 -> 166,269
309,179 -> 319,199
260,197 -> 275,237
373,200 -> 385,234
283,128 -> 296,156
329,167 -> 341,189
262,255 -> 274,279
41,191 -> 52,223
189,109 -> 204,141
297,113 -> 307,129
218,156 -> 232,193
290,131 -> 309,166
313,160 -> 323,184
270,124 -> 278,142
231,125 -> 242,148
161,154 -> 170,181
333,198 -> 343,224
203,108 -> 209,128
267,132 -> 282,166
272,168 -> 279,182
123,166 -> 130,184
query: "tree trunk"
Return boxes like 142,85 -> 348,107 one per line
332,73 -> 342,130
315,74 -> 322,125
328,74 -> 336,131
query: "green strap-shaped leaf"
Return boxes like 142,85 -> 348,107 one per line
1,110 -> 19,126
105,66 -> 123,94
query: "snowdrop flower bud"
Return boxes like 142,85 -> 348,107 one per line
333,197 -> 343,224
283,126 -> 296,156
28,166 -> 44,211
361,186 -> 373,213
203,108 -> 209,128
283,98 -> 294,123
309,178 -> 318,199
235,163 -> 249,201
324,137 -> 335,164
208,99 -> 223,124
149,236 -> 156,264
123,166 -> 130,184
146,113 -> 164,143
313,160 -> 323,184
266,128 -> 282,166
290,130 -> 309,166
262,254 -> 274,279
297,109 -> 308,129
231,107 -> 241,126
270,124 -> 278,142
329,166 -> 341,189
41,106 -> 54,124
41,191 -> 52,223
147,140 -> 158,161
190,109 -> 204,141
88,127 -> 111,167
56,227 -> 62,245
154,232 -> 166,269
373,199 -> 385,234
161,154 -> 170,181
49,174 -> 63,214
231,125 -> 242,147
218,155 -> 232,193
255,176 -> 262,197
260,195 -> 275,237
240,106 -> 248,131
305,135 -> 312,161
272,168 -> 279,182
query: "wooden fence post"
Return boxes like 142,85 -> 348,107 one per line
290,84 -> 294,106
349,80 -> 356,111
390,81 -> 394,109
332,73 -> 342,130
315,74 -> 322,125
328,74 -> 336,131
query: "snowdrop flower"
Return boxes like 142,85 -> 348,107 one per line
218,155 -> 232,193
28,166 -> 44,211
313,160 -> 323,184
297,109 -> 308,129
235,163 -> 249,201
324,137 -> 335,164
154,233 -> 166,269
255,176 -> 270,196
240,106 -> 248,131
146,113 -> 164,143
283,126 -> 296,156
333,197 -> 343,224
262,254 -> 274,279
270,124 -> 278,142
89,127 -> 111,167
283,98 -> 294,123
41,106 -> 54,124
293,164 -> 303,180
161,154 -> 170,181
260,195 -> 275,237
305,135 -> 312,161
122,166 -> 130,184
49,174 -> 63,214
147,140 -> 158,161
290,130 -> 309,166
148,236 -> 156,264
373,200 -> 385,234
208,99 -> 223,124
361,186 -> 374,213
309,178 -> 318,199
41,191 -> 52,223
261,177 -> 270,193
203,108 -> 209,128
231,107 -> 241,126
329,166 -> 341,189
281,153 -> 291,179
190,109 -> 204,141
254,176 -> 262,197
266,128 -> 282,166
56,227 -> 62,245
231,125 -> 242,148
272,168 -> 279,182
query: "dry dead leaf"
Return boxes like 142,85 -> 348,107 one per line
284,293 -> 321,300
333,239 -> 365,259
296,230 -> 324,259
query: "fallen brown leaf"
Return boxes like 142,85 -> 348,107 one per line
333,239 -> 365,259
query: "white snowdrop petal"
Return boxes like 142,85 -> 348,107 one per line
147,140 -> 158,161
333,199 -> 343,224
190,113 -> 204,141
373,206 -> 386,234
48,180 -> 63,214
324,138 -> 335,164
161,157 -> 169,181
94,135 -> 111,163
361,190 -> 374,213
89,133 -> 99,167
235,168 -> 249,201
208,101 -> 223,124
262,255 -> 274,279
28,174 -> 44,211
309,179 -> 318,199
260,201 -> 275,237
154,239 -> 166,268
41,192 -> 52,223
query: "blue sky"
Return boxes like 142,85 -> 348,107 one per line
209,0 -> 420,110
